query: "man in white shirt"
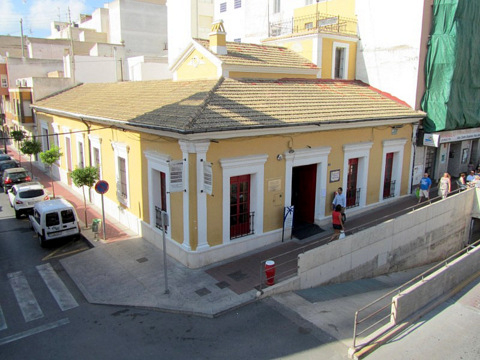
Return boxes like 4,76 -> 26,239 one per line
332,187 -> 347,222
466,170 -> 476,182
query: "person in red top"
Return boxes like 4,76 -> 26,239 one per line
330,204 -> 344,242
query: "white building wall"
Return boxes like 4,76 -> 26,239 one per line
64,55 -> 118,83
213,0 -> 304,43
6,57 -> 64,88
167,0 -> 214,66
355,0 -> 425,109
127,56 -> 172,80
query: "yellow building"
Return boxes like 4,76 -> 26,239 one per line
263,0 -> 358,80
32,25 -> 424,268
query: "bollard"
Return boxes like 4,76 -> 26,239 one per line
265,260 -> 276,286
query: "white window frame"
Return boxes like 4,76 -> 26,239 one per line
89,135 -> 102,179
76,133 -> 85,169
284,146 -> 331,221
1,74 -> 7,88
145,151 -> 175,243
342,142 -> 373,209
332,42 -> 349,80
112,142 -> 130,207
220,154 -> 267,244
379,138 -> 407,201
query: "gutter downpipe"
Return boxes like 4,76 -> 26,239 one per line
81,117 -> 92,203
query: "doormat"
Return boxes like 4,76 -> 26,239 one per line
292,223 -> 324,240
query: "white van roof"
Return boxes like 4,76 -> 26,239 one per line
34,198 -> 74,212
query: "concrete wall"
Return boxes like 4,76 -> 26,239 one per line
259,188 -> 478,297
392,245 -> 480,324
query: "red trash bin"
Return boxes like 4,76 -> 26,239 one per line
265,260 -> 276,286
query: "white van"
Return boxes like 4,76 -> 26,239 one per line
29,198 -> 81,247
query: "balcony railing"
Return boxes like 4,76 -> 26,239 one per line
155,206 -> 167,233
347,188 -> 360,209
269,12 -> 357,38
230,211 -> 255,240
383,180 -> 396,199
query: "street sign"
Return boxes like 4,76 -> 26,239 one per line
95,180 -> 109,195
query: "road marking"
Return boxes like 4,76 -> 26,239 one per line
0,305 -> 6,331
36,263 -> 79,311
42,241 -> 88,261
0,318 -> 69,346
7,271 -> 44,322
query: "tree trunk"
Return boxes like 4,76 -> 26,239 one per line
83,187 -> 88,228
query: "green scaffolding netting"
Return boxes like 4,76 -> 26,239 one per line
421,0 -> 480,133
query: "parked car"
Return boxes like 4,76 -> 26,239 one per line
0,160 -> 20,183
29,198 -> 81,247
0,154 -> 12,161
1,167 -> 31,193
8,182 -> 49,218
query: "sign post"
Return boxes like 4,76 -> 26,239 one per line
94,180 -> 109,240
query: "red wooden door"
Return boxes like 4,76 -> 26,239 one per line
230,175 -> 251,239
383,153 -> 394,198
347,158 -> 358,207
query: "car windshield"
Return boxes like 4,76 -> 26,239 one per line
0,155 -> 11,161
9,172 -> 28,180
18,189 -> 44,199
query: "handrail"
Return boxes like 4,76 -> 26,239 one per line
258,186 -> 469,290
352,237 -> 480,350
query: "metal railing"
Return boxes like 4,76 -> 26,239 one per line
383,180 -> 396,199
347,187 -> 360,208
258,185 -> 469,292
230,211 -> 255,240
155,206 -> 167,233
352,237 -> 480,350
269,12 -> 357,38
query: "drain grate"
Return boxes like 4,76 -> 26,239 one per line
215,281 -> 230,289
136,257 -> 148,263
195,287 -> 212,297
227,270 -> 249,282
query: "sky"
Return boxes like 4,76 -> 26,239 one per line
0,0 -> 108,38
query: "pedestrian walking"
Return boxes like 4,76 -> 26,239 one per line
438,172 -> 451,199
332,187 -> 347,223
330,204 -> 344,242
418,173 -> 432,203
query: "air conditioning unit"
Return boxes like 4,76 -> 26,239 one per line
22,79 -> 28,87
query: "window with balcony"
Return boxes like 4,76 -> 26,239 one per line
112,142 -> 130,206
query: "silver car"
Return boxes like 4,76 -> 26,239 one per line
8,182 -> 50,218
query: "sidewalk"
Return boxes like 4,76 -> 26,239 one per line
4,148 -> 439,318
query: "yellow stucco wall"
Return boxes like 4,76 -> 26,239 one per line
35,112 -> 414,251
175,49 -> 218,80
203,124 -> 413,247
321,38 -> 357,79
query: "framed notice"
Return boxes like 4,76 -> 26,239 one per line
330,169 -> 340,183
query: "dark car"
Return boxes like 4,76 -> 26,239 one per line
2,167 -> 31,193
0,154 -> 12,161
0,160 -> 20,182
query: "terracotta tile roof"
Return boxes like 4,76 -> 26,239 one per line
34,78 -> 424,134
194,39 -> 318,69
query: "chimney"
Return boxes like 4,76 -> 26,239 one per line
209,20 -> 227,55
